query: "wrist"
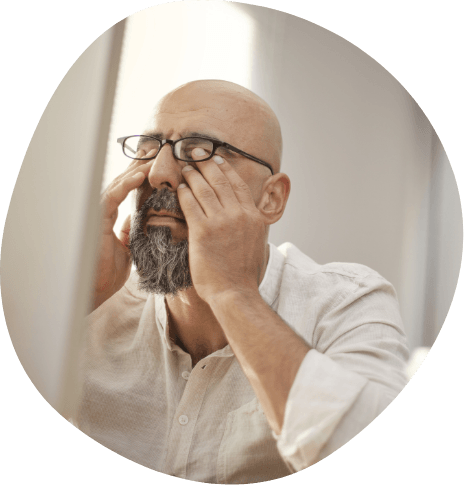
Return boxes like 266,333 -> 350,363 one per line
207,287 -> 264,313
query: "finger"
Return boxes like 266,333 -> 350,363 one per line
177,183 -> 207,223
106,147 -> 157,200
102,165 -> 150,223
181,164 -> 223,218
100,149 -> 157,237
123,166 -> 152,185
108,149 -> 149,188
120,148 -> 149,173
123,156 -> 155,179
122,148 -> 158,175
210,155 -> 256,209
190,149 -> 239,209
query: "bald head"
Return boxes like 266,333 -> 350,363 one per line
152,80 -> 283,174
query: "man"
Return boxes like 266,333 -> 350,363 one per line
77,80 -> 409,482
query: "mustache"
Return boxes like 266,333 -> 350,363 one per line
138,187 -> 185,220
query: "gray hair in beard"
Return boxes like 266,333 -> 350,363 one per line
129,188 -> 192,295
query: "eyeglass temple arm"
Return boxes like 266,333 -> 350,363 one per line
223,143 -> 274,175
117,137 -> 136,154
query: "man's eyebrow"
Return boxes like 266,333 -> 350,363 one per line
142,131 -> 164,139
185,131 -> 224,143
141,131 -> 224,143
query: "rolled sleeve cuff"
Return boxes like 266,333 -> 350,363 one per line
275,349 -> 368,471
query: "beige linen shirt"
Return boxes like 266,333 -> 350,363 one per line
76,242 -> 409,483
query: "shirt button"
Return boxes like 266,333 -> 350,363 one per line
179,415 -> 189,425
181,371 -> 190,380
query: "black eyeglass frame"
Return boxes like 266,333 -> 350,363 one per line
117,135 -> 274,175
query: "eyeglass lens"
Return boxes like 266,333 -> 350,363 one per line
123,136 -> 214,161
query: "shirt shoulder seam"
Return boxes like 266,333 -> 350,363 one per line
284,261 -> 380,281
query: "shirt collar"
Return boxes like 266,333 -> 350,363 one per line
154,294 -> 175,351
258,242 -> 285,310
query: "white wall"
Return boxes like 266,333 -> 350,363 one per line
1,22 -> 125,414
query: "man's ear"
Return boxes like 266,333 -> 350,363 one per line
256,173 -> 291,224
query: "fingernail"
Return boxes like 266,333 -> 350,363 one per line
193,148 -> 206,156
183,165 -> 194,172
178,183 -> 187,189
213,155 -> 224,164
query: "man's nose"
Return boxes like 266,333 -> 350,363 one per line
147,143 -> 185,191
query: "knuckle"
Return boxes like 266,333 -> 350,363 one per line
101,191 -> 111,205
212,179 -> 229,189
234,180 -> 248,192
104,178 -> 122,194
120,176 -> 134,186
197,187 -> 214,199
102,190 -> 120,209
104,190 -> 118,202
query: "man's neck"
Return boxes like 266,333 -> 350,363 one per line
165,289 -> 227,366
164,243 -> 270,367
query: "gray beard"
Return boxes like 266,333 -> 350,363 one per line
129,188 -> 192,295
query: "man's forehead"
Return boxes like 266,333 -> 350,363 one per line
147,94 -> 260,142
143,81 -> 282,169
157,90 -> 255,121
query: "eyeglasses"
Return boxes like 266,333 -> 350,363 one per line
116,135 -> 274,175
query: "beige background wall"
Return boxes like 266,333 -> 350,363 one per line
234,4 -> 462,350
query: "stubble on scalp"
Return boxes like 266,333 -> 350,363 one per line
129,188 -> 192,295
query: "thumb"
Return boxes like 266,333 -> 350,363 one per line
119,214 -> 132,249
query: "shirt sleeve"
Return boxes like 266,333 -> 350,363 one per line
275,271 -> 409,471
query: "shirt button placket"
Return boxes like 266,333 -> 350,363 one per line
166,360 -> 212,478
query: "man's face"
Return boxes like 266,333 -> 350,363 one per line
129,83 -> 278,294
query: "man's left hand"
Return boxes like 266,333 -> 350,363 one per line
177,150 -> 265,305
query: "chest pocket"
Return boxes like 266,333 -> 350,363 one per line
216,398 -> 290,484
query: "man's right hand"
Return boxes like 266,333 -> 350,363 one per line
92,149 -> 155,312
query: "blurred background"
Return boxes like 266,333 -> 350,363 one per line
2,1 -> 462,416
